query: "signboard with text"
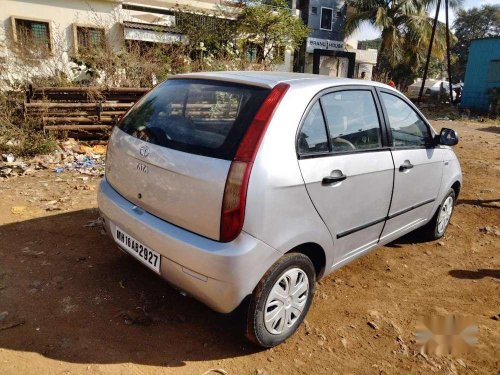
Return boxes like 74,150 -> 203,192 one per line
306,37 -> 345,53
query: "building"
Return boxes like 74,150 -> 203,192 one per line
460,37 -> 500,113
293,0 -> 377,79
0,0 -> 240,86
0,0 -> 377,86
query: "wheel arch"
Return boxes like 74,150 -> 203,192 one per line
451,180 -> 461,200
286,242 -> 327,280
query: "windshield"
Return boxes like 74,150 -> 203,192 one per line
118,79 -> 270,160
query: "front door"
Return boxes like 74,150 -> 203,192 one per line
377,91 -> 444,243
297,88 -> 394,266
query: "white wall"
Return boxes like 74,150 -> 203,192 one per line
0,0 -> 122,87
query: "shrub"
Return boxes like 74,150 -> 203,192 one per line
0,92 -> 57,157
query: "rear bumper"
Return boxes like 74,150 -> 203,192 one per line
97,178 -> 281,313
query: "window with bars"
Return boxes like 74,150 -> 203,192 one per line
15,19 -> 51,54
76,26 -> 105,54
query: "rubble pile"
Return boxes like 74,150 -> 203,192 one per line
0,138 -> 106,179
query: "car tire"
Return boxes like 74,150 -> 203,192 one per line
245,253 -> 316,348
422,189 -> 456,240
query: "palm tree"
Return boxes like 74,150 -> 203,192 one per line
344,0 -> 461,79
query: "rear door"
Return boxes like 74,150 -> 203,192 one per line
377,90 -> 443,242
105,79 -> 270,240
297,87 -> 394,265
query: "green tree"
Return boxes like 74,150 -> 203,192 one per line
358,38 -> 381,50
451,5 -> 500,81
237,0 -> 310,64
177,10 -> 238,59
389,19 -> 451,90
344,0 -> 461,79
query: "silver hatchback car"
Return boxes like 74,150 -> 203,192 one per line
98,71 -> 462,347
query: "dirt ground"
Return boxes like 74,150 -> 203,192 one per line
0,119 -> 498,375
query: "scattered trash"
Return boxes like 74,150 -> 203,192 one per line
0,311 -> 8,321
0,162 -> 33,178
2,153 -> 15,163
0,138 -> 106,180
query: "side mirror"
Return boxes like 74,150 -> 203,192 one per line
438,128 -> 459,146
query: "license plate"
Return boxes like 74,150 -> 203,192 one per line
113,226 -> 160,273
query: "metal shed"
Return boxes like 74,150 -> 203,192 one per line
460,37 -> 500,113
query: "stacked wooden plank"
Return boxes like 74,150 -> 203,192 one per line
24,86 -> 149,133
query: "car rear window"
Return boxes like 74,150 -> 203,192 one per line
118,79 -> 270,160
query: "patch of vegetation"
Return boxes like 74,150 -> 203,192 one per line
0,93 -> 57,157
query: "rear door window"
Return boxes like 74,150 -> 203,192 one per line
320,90 -> 382,152
298,101 -> 329,154
118,79 -> 270,160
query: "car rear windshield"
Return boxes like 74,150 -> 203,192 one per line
118,79 -> 271,160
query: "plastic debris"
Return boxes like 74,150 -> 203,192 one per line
0,138 -> 106,180
2,153 -> 15,163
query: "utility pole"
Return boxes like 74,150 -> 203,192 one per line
445,0 -> 454,104
417,0 -> 442,104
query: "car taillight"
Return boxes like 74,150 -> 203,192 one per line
220,83 -> 290,242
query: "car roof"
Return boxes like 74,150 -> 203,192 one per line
173,71 -> 395,91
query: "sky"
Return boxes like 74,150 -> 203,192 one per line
355,0 -> 500,41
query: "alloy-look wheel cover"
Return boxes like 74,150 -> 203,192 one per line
264,268 -> 309,335
437,196 -> 454,234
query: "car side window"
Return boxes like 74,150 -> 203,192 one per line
298,101 -> 329,154
380,92 -> 432,147
320,90 -> 382,152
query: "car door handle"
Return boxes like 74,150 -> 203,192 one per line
399,161 -> 414,171
322,174 -> 347,185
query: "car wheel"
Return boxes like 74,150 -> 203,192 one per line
422,189 -> 456,240
245,253 -> 316,347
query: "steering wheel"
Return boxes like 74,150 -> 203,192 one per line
132,126 -> 163,144
332,137 -> 356,150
